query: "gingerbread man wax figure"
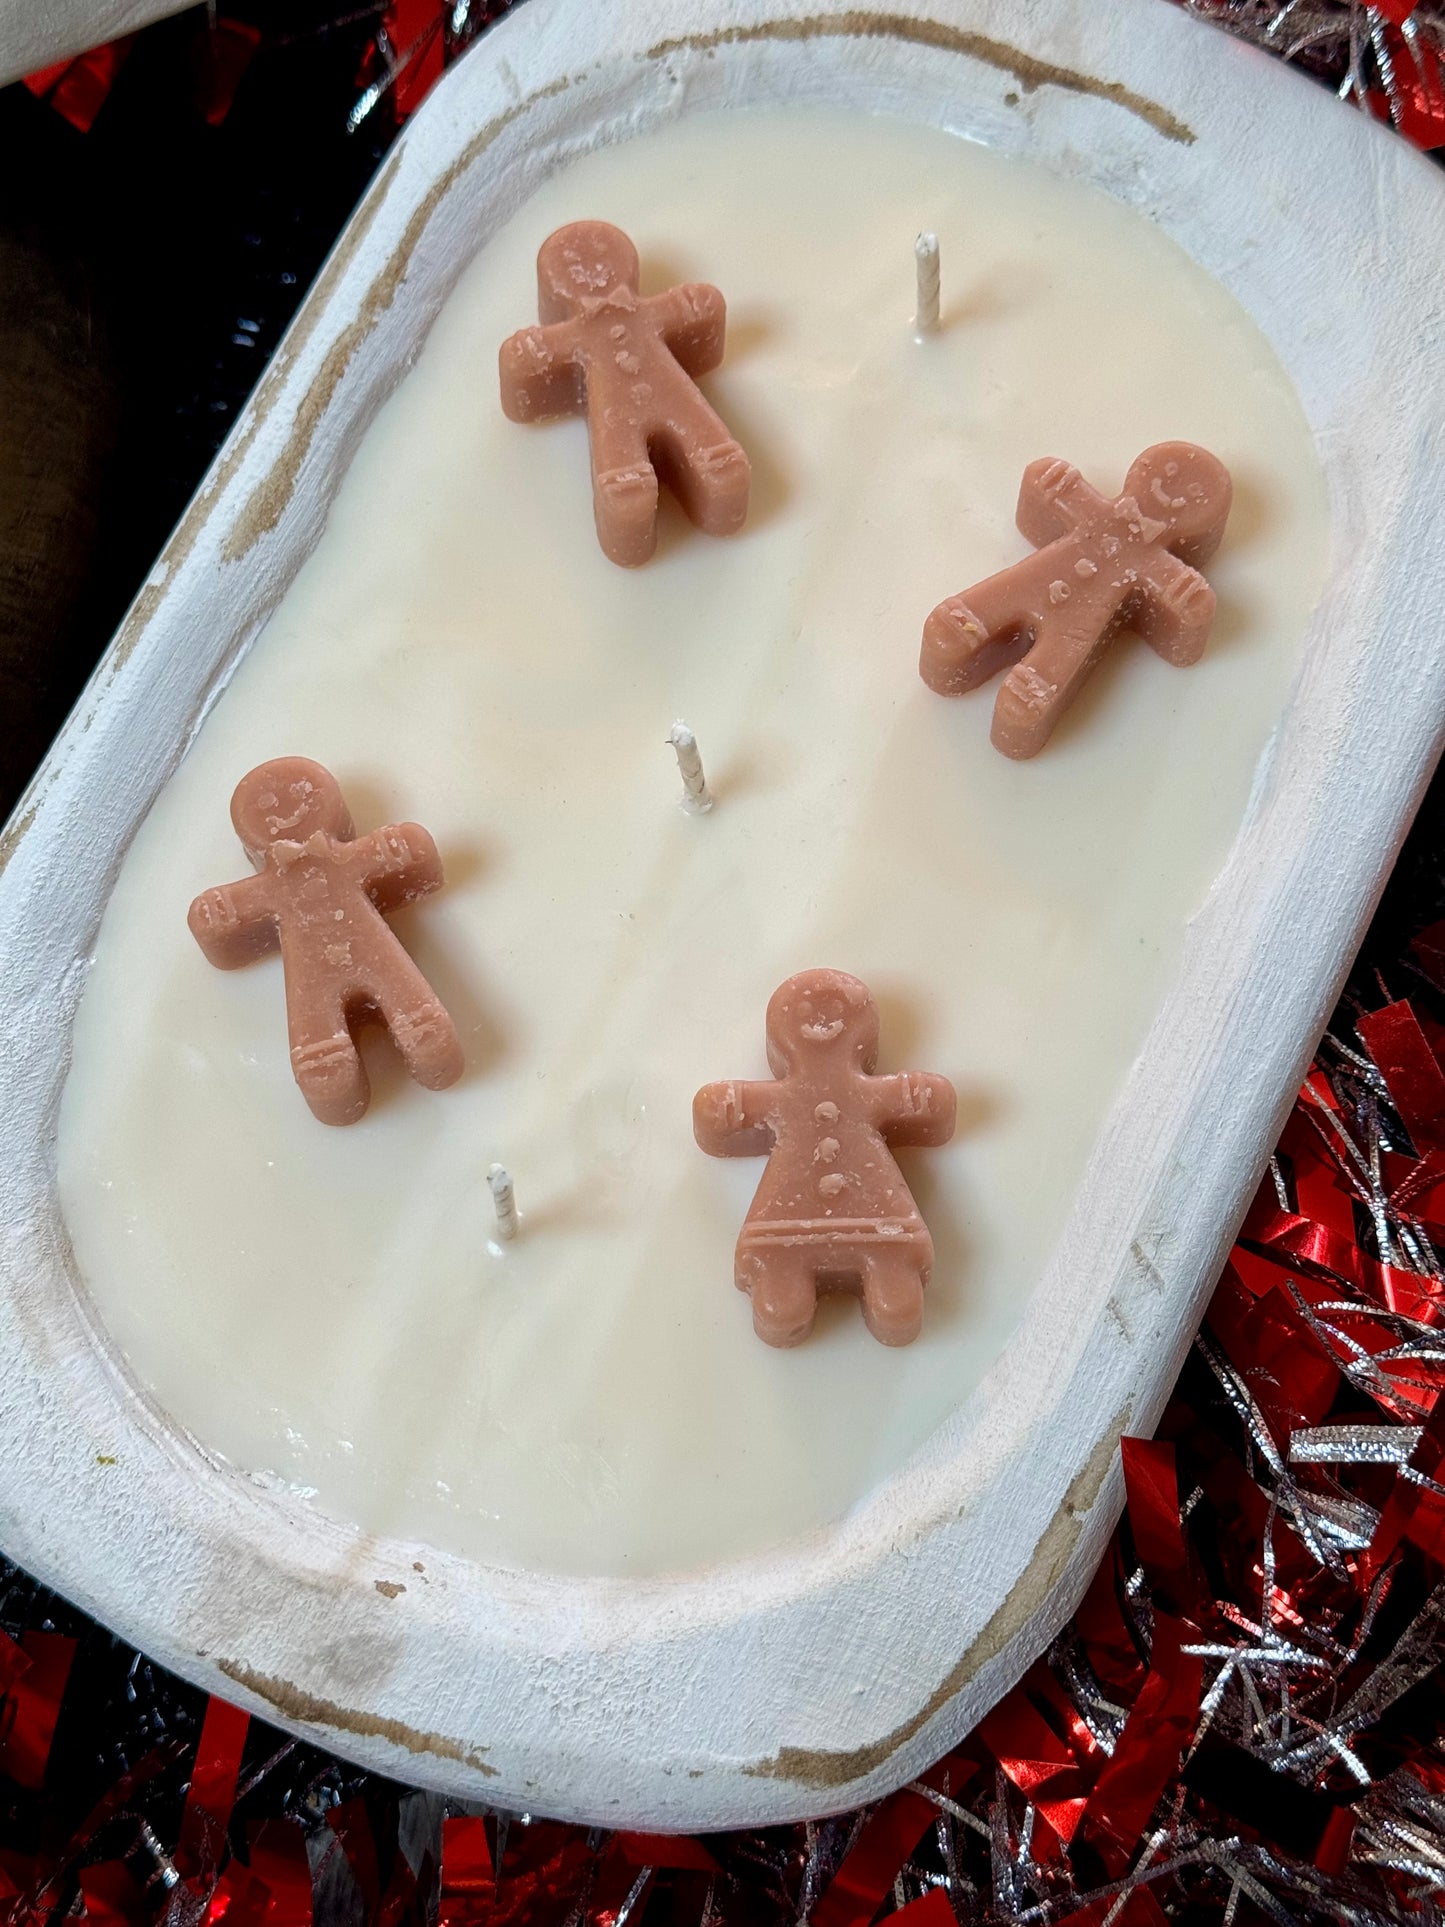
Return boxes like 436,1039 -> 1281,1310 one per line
694,969 -> 957,1349
921,441 -> 1233,758
188,758 -> 463,1127
499,219 -> 751,567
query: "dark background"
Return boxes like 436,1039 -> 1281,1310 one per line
0,0 -> 484,809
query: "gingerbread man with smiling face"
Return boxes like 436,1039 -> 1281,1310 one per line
188,758 -> 463,1127
499,219 -> 751,567
921,441 -> 1233,757
694,970 -> 957,1348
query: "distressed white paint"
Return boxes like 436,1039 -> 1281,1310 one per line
1,0 -> 1444,1830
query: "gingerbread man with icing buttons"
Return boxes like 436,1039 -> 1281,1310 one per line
499,219 -> 751,567
921,441 -> 1233,758
694,969 -> 957,1348
188,757 -> 463,1127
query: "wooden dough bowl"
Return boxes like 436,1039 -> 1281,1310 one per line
2,0 -> 1444,1831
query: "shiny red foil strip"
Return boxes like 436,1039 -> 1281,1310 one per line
195,20 -> 263,128
1119,1440 -> 1194,1612
0,1634 -> 73,1792
75,1861 -> 145,1927
0,1635 -> 28,1705
438,1817 -> 493,1923
325,1796 -> 384,1913
178,1697 -> 250,1880
200,1863 -> 271,1927
1370,25 -> 1445,145
812,1766 -> 963,1927
22,40 -> 134,133
22,16 -> 257,133
1084,1614 -> 1203,1876
886,1893 -> 953,1926
245,1820 -> 313,1927
381,0 -> 446,118
475,1824 -> 593,1927
1360,1000 -> 1445,1148
616,1834 -> 718,1872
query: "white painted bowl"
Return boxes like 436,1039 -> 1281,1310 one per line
3,0 -> 1444,1831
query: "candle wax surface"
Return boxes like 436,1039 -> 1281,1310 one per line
57,108 -> 1329,1578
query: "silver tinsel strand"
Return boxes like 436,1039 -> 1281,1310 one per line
1182,1 -> 1445,134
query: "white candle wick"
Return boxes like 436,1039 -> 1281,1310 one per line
914,231 -> 941,338
668,720 -> 714,814
488,1162 -> 519,1242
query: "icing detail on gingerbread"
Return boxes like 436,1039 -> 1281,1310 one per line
499,220 -> 750,568
187,757 -> 463,1127
920,440 -> 1232,758
693,969 -> 957,1348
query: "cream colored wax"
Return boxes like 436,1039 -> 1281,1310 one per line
57,108 -> 1329,1577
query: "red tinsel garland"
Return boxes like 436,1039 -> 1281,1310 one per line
3,960 -> 1445,1920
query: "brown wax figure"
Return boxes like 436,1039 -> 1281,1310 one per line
921,441 -> 1233,758
694,970 -> 957,1349
188,758 -> 463,1127
499,220 -> 750,567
